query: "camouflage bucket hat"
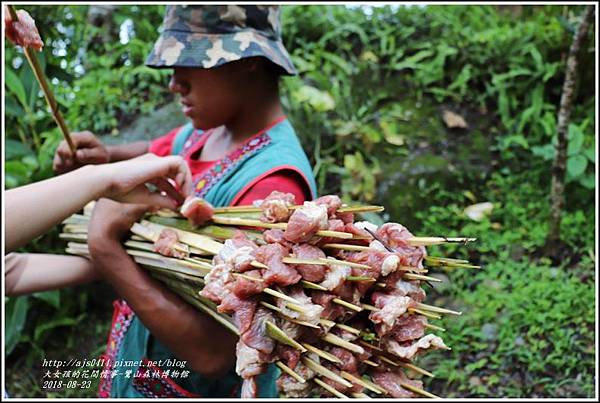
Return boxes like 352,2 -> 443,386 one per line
145,5 -> 297,75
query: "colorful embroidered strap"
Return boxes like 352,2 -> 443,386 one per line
98,300 -> 135,398
170,122 -> 198,156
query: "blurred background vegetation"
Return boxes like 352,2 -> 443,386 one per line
3,4 -> 596,398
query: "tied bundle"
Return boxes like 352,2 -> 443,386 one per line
61,192 -> 479,398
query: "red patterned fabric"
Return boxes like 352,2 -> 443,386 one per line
98,300 -> 134,398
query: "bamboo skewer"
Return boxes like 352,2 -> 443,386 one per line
275,361 -> 306,383
321,333 -> 365,355
400,383 -> 441,399
332,298 -> 363,312
211,216 -> 353,239
407,237 -> 477,247
313,378 -> 349,399
363,360 -> 379,367
300,280 -> 328,291
415,302 -> 462,316
265,321 -> 307,352
335,323 -> 362,336
409,308 -> 442,320
322,243 -> 372,252
340,371 -> 385,394
302,343 -> 343,364
403,273 -> 442,282
352,392 -> 371,399
212,205 -> 385,214
377,355 -> 399,367
401,362 -> 435,378
359,340 -> 383,352
302,357 -> 353,388
8,5 -> 77,157
424,323 -> 446,332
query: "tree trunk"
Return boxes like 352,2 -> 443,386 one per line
547,5 -> 594,247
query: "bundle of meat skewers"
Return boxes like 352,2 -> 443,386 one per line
61,191 -> 479,398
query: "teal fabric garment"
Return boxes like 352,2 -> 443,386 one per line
109,118 -> 316,397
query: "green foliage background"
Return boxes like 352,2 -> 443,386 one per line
3,4 -> 596,398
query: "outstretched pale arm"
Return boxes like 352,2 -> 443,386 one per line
5,154 -> 191,253
5,253 -> 101,296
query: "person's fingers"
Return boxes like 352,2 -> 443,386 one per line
171,156 -> 193,197
115,186 -> 178,211
72,131 -> 101,147
56,141 -> 74,160
76,147 -> 108,164
53,152 -> 75,174
153,178 -> 185,206
157,155 -> 192,197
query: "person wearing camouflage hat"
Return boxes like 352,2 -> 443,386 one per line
53,5 -> 318,399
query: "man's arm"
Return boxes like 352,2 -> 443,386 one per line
88,200 -> 237,378
106,141 -> 150,162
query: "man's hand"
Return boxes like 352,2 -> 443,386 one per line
4,6 -> 44,51
87,198 -> 237,378
95,153 -> 192,210
88,199 -> 148,259
53,131 -> 110,174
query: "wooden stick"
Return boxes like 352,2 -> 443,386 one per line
283,257 -> 329,265
250,260 -> 269,269
321,333 -> 364,355
210,216 -> 353,239
407,237 -> 477,246
302,343 -> 343,364
415,302 -> 462,316
340,371 -> 385,394
62,224 -> 88,234
313,378 -> 349,399
140,220 -> 224,255
261,301 -> 317,328
319,318 -> 336,330
400,362 -> 435,378
337,205 -> 384,213
363,360 -> 379,367
285,302 -> 308,314
377,355 -> 399,367
359,340 -> 383,353
424,323 -> 446,332
351,392 -> 371,399
322,243 -> 372,252
320,257 -> 371,270
8,5 -> 76,157
426,256 -> 469,264
409,308 -> 442,320
62,214 -> 90,225
231,272 -> 264,283
332,298 -> 363,312
212,204 -> 384,214
361,303 -> 379,312
300,280 -> 328,291
275,361 -> 306,384
400,383 -> 441,399
403,273 -> 442,282
265,321 -> 306,352
302,357 -> 352,388
262,287 -> 302,305
334,323 -> 361,336
59,233 -> 87,242
346,276 -> 376,282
